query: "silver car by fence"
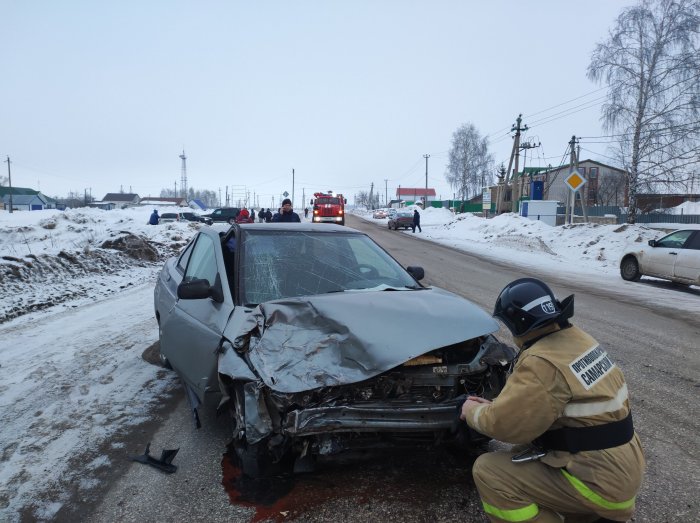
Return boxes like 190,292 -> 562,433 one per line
620,228 -> 700,286
154,223 -> 515,476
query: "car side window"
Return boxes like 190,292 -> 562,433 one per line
684,232 -> 700,250
176,238 -> 196,274
656,230 -> 693,249
183,234 -> 218,286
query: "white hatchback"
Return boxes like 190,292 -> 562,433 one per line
620,229 -> 700,286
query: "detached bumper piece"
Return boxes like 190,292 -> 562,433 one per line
284,402 -> 460,436
130,442 -> 180,474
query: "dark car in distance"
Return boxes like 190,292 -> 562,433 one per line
388,211 -> 414,230
202,207 -> 241,224
154,223 -> 516,477
158,212 -> 212,225
181,212 -> 213,225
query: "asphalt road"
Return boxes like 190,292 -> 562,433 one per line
83,215 -> 699,523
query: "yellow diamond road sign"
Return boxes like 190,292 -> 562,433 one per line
565,170 -> 586,192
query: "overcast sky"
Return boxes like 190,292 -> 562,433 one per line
1,1 -> 631,207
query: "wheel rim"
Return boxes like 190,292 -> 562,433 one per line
622,258 -> 639,280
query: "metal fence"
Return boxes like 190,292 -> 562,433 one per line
618,213 -> 700,225
555,205 -> 700,224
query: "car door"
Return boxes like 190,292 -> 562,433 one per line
643,230 -> 693,278
673,231 -> 700,282
160,231 -> 234,402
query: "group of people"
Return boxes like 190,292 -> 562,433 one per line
235,198 -> 301,224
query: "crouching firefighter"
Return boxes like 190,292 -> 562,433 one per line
460,278 -> 645,523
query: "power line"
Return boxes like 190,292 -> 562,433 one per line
484,86 -> 610,139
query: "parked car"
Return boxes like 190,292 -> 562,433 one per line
372,209 -> 387,219
388,211 -> 414,230
158,212 -> 179,223
158,211 -> 212,225
181,211 -> 213,225
620,228 -> 700,286
202,207 -> 241,224
154,223 -> 516,477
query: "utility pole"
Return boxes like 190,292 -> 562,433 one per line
423,154 -> 430,207
292,168 -> 295,209
567,136 -> 576,224
5,156 -> 13,213
384,179 -> 388,206
496,114 -> 528,213
494,165 -> 506,215
519,140 -> 540,199
369,182 -> 374,209
576,141 -> 589,223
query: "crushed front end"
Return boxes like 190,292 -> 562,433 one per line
229,335 -> 516,463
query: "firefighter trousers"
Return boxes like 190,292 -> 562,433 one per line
472,452 -> 634,523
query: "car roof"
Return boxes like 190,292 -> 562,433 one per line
234,222 -> 362,234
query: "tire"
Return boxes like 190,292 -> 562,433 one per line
620,256 -> 641,281
228,218 -> 236,225
156,319 -> 173,369
235,439 -> 281,478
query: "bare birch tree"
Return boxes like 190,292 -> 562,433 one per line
587,0 -> 700,223
445,123 -> 494,202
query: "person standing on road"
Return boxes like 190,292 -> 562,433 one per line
412,209 -> 421,233
460,278 -> 645,523
304,207 -> 309,219
265,208 -> 272,223
148,209 -> 159,225
272,198 -> 301,223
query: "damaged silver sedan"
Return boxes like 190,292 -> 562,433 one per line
154,223 -> 516,476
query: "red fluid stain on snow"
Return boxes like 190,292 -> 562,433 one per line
221,443 -> 476,522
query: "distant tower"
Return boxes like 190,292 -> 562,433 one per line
179,150 -> 188,199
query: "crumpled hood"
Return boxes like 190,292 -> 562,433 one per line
228,287 -> 499,393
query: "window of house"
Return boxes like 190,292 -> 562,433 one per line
589,167 -> 598,179
578,167 -> 586,176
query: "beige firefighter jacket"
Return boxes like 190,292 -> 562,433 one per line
464,324 -> 645,502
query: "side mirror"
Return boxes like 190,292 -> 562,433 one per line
406,266 -> 424,281
648,239 -> 657,247
177,276 -> 224,303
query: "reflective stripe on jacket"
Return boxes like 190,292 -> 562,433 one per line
465,324 -> 645,504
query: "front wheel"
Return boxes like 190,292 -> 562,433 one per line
620,256 -> 641,281
235,439 -> 288,478
228,218 -> 236,225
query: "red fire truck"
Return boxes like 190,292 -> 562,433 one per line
310,192 -> 347,225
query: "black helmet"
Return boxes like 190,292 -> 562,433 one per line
493,278 -> 574,336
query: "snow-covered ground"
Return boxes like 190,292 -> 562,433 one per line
0,204 -> 698,521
